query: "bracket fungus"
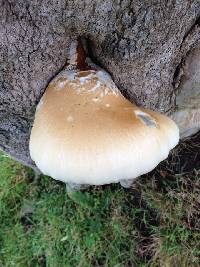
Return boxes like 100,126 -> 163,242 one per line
29,39 -> 179,191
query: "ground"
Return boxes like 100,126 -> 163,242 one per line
0,133 -> 199,267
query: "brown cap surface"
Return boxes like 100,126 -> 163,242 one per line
29,68 -> 179,185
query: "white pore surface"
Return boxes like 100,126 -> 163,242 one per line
30,69 -> 179,185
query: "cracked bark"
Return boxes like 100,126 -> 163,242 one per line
0,0 -> 200,170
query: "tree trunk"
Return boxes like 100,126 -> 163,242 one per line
0,0 -> 200,170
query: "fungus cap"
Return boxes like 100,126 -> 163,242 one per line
29,68 -> 179,185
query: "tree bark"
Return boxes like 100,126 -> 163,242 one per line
0,0 -> 200,170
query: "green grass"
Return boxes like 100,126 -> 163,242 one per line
0,133 -> 200,266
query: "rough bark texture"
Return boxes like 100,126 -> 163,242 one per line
172,43 -> 200,138
0,0 -> 200,170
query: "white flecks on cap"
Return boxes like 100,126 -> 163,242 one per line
88,81 -> 101,92
134,110 -> 158,128
67,116 -> 74,123
56,80 -> 67,90
100,92 -> 104,98
53,70 -> 77,83
79,74 -> 94,85
95,70 -> 121,96
52,69 -> 122,98
92,98 -> 100,102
